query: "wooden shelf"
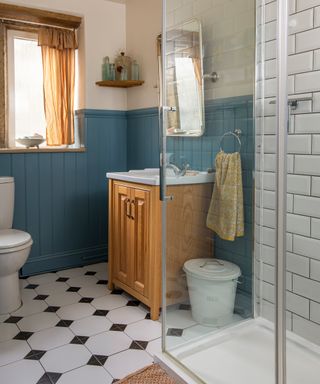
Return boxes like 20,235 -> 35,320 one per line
96,80 -> 145,88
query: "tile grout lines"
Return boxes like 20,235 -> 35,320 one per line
0,263 -> 161,383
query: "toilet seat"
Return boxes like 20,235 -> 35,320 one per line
0,229 -> 33,254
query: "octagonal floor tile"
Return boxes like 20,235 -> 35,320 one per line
0,314 -> 9,323
70,316 -> 112,337
57,303 -> 95,321
18,312 -> 59,332
78,284 -> 110,299
86,330 -> 132,356
40,344 -> 91,373
56,267 -> 85,278
125,320 -> 161,341
12,299 -> 47,317
21,288 -> 37,302
46,291 -> 81,307
83,263 -> 107,273
0,359 -> 44,383
67,275 -> 98,288
165,309 -> 197,329
95,269 -> 108,280
107,306 -> 147,325
92,295 -> 128,311
0,339 -> 30,366
28,326 -> 74,351
27,273 -> 58,285
58,365 -> 113,384
105,349 -> 153,379
35,281 -> 69,296
0,323 -> 19,343
146,338 -> 161,357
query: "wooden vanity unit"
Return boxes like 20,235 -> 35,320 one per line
107,174 -> 214,321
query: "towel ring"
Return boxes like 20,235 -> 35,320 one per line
219,129 -> 242,152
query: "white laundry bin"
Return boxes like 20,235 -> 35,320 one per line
183,258 -> 241,326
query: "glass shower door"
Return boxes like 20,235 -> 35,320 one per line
160,0 -> 271,383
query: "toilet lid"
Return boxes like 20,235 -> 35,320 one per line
0,229 -> 32,249
183,258 -> 241,281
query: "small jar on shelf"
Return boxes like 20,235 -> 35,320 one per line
131,60 -> 140,80
115,51 -> 132,80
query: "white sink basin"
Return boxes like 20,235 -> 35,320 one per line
107,168 -> 214,186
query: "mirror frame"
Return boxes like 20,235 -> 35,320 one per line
158,18 -> 205,137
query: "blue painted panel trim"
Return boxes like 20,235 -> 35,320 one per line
127,107 -> 158,118
23,245 -> 107,276
76,109 -> 127,119
0,108 -> 127,276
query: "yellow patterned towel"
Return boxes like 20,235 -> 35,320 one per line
206,151 -> 244,241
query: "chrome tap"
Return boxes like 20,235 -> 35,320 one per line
166,162 -> 190,176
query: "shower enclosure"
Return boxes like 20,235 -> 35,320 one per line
159,0 -> 320,383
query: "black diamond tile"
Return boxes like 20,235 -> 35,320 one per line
112,380 -> 119,383
70,336 -> 89,345
127,300 -> 140,307
179,304 -> 191,311
37,372 -> 62,384
24,350 -> 46,360
56,320 -> 73,327
44,306 -> 60,313
25,284 -> 39,289
13,331 -> 34,340
67,287 -> 80,292
110,324 -> 127,332
129,340 -> 148,350
37,373 -> 52,384
79,297 -> 94,303
85,271 -> 96,276
145,313 -> 151,320
87,354 -> 108,366
111,289 -> 123,295
167,328 -> 183,337
34,295 -> 49,301
96,280 -> 108,285
93,310 -> 109,317
19,275 -> 29,280
56,277 -> 69,282
87,355 -> 101,366
4,316 -> 22,323
47,372 -> 62,384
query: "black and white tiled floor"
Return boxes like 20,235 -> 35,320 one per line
0,263 -> 161,384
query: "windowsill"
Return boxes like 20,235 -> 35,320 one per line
0,147 -> 86,154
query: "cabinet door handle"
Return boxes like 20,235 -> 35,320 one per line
130,200 -> 135,220
125,198 -> 131,218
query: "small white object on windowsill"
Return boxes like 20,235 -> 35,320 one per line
16,133 -> 45,148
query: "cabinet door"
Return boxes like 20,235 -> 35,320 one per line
131,188 -> 151,297
113,183 -> 132,286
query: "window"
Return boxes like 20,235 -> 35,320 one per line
7,30 -> 46,148
0,4 -> 82,151
7,29 -> 79,149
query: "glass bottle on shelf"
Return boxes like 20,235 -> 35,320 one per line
102,56 -> 110,81
131,60 -> 139,80
115,51 -> 132,80
109,64 -> 116,80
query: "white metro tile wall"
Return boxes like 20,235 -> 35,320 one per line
256,0 -> 320,346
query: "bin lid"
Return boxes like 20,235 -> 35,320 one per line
183,258 -> 241,281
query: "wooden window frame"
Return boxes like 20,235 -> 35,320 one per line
0,3 -> 82,151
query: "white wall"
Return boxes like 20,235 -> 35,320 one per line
126,0 -> 162,110
3,0 -> 127,110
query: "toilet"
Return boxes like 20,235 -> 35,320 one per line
184,258 -> 241,327
0,177 -> 33,314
